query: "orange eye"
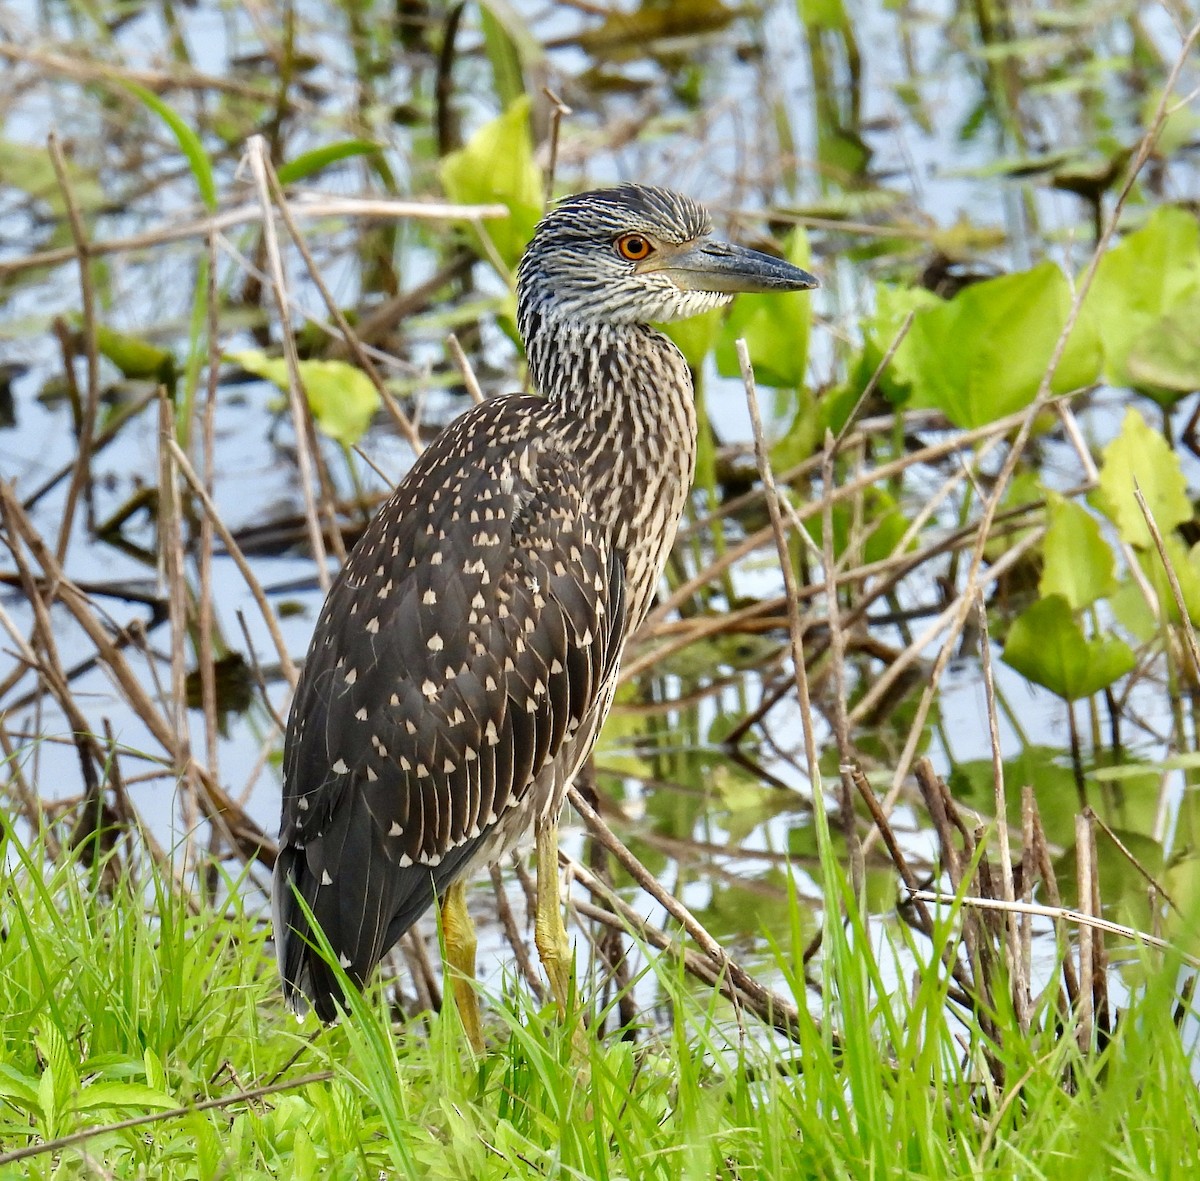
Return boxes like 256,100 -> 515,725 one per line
615,234 -> 654,261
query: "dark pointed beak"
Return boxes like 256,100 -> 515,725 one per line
654,239 -> 819,295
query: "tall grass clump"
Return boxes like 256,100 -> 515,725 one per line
2,796 -> 1197,1179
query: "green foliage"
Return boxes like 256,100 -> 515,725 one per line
1002,593 -> 1135,701
230,350 -> 381,446
1040,492 -> 1117,609
1083,206 -> 1200,400
1093,406 -> 1193,549
715,228 -> 814,388
119,82 -> 217,212
276,140 -> 381,186
440,96 -> 543,271
94,323 -> 177,391
1,784 -> 1198,1178
890,262 -> 1101,427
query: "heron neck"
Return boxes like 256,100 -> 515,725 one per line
523,312 -> 699,624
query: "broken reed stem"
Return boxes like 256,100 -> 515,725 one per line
446,333 -> 485,405
975,592 -> 1030,1032
47,130 -> 101,563
199,228 -> 222,779
735,339 -> 820,788
1087,805 -> 1182,917
1133,481 -> 1200,684
1019,786 -> 1035,1006
243,135 -> 333,594
1074,811 -> 1095,1052
902,894 -> 1199,970
850,765 -> 974,1008
157,392 -> 197,861
0,492 -> 103,807
167,440 -> 299,689
0,194 -> 509,282
0,1072 -> 335,1169
566,786 -> 802,1036
489,864 -> 546,1000
542,87 -> 572,209
261,161 -> 423,453
819,426 -> 865,896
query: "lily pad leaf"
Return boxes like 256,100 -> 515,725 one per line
892,261 -> 1100,427
1092,407 -> 1192,549
1002,594 -> 1135,701
1039,493 -> 1116,610
1123,291 -> 1200,393
230,350 -> 380,446
1082,206 -> 1200,400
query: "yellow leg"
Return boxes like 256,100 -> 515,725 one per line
442,879 -> 484,1054
534,818 -> 574,1013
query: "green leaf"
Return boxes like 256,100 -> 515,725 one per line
230,350 -> 381,446
73,1081 -> 178,1112
1002,594 -> 1135,701
479,3 -> 525,111
1124,291 -> 1200,393
277,140 -> 381,186
893,262 -> 1101,427
0,1062 -> 39,1107
1081,206 -> 1200,399
768,387 -> 821,471
863,283 -> 944,407
120,82 -> 217,212
715,229 -> 813,388
950,745 -> 1080,844
1109,577 -> 1158,643
1092,407 -> 1192,548
1039,493 -> 1117,609
95,324 -> 176,388
440,96 -> 542,270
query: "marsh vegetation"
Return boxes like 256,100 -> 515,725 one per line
1,0 -> 1200,1175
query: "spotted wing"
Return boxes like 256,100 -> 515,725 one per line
273,396 -> 627,1018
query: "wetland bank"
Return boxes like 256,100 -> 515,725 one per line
1,0 -> 1200,1175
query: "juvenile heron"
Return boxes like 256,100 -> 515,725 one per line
273,184 -> 817,1045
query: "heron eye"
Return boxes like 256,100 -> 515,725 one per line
615,234 -> 654,261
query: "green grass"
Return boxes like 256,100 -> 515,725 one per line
1,817 -> 1197,1180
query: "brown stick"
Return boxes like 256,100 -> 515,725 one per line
47,131 -> 101,562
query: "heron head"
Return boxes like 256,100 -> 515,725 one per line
516,184 -> 818,329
